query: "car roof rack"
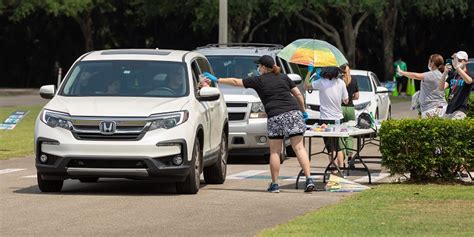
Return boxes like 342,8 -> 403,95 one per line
196,43 -> 284,50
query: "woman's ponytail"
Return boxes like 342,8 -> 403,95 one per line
272,65 -> 281,74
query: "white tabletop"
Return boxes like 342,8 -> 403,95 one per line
304,124 -> 381,138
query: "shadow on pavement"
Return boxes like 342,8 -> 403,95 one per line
13,178 -> 208,196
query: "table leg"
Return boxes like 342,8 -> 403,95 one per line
356,136 -> 372,184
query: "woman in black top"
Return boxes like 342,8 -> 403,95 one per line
203,55 -> 315,193
340,64 -> 359,164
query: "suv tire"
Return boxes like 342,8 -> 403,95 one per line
176,138 -> 201,194
79,177 -> 99,183
204,132 -> 228,184
37,173 -> 63,192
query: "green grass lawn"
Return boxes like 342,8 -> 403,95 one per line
0,105 -> 43,160
259,184 -> 474,237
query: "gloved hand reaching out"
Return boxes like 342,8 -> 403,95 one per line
307,63 -> 314,74
203,72 -> 218,83
302,111 -> 309,121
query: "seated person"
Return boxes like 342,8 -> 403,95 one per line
105,79 -> 121,95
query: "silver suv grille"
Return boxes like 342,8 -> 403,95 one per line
70,118 -> 148,141
226,102 -> 248,121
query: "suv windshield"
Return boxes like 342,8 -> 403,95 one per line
60,60 -> 188,97
207,56 -> 260,79
353,75 -> 372,92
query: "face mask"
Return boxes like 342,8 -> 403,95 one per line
427,64 -> 432,71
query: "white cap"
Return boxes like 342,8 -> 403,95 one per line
455,51 -> 468,61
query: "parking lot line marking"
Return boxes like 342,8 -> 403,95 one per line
22,175 -> 37,178
283,175 -> 323,181
354,173 -> 390,183
227,170 -> 267,180
0,168 -> 26,175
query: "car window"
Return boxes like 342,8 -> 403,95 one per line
206,55 -> 259,79
60,60 -> 188,97
275,57 -> 287,74
197,57 -> 212,74
353,75 -> 373,92
191,61 -> 201,90
278,57 -> 292,74
467,62 -> 474,76
371,73 -> 381,86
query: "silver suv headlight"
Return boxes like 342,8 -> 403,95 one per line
148,111 -> 189,131
354,101 -> 371,111
250,102 -> 267,119
40,109 -> 72,130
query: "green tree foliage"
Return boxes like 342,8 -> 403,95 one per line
272,0 -> 385,67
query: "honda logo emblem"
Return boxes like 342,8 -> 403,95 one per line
99,121 -> 116,135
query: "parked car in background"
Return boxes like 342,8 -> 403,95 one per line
35,49 -> 228,194
195,43 -> 303,163
305,69 -> 391,124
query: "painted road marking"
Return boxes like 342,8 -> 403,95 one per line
0,168 -> 26,175
354,173 -> 390,183
227,170 -> 267,180
22,175 -> 37,178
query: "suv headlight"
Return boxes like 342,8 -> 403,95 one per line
40,109 -> 72,130
354,101 -> 371,110
250,102 -> 267,119
148,111 -> 189,131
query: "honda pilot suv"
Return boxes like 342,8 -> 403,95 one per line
195,43 -> 302,162
35,49 -> 228,194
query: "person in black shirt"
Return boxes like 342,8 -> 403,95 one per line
340,65 -> 359,165
439,51 -> 473,119
203,55 -> 315,193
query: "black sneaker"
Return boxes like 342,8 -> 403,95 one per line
305,177 -> 315,192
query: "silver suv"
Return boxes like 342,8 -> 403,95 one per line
195,43 -> 303,162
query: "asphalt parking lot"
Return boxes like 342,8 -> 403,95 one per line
0,93 -> 417,236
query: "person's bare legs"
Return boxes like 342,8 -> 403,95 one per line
268,139 -> 283,183
290,136 -> 311,178
336,151 -> 345,168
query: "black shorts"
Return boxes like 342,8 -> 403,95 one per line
396,76 -> 407,91
267,110 -> 306,139
318,119 -> 342,152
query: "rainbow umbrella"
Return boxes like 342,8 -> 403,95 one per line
278,39 -> 348,67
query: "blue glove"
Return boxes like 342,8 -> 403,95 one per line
307,63 -> 314,74
302,111 -> 309,121
203,72 -> 218,83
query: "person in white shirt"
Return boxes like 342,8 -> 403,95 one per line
305,66 -> 349,172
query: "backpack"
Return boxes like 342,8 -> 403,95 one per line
356,112 -> 373,129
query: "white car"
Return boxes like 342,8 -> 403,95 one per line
305,69 -> 391,123
35,49 -> 229,194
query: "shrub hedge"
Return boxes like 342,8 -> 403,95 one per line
467,93 -> 474,118
379,118 -> 473,181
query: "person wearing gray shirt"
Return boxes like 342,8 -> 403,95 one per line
397,54 -> 447,117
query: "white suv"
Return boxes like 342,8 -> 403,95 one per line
195,44 -> 302,162
35,49 -> 229,194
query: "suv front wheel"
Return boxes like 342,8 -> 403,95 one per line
176,138 -> 201,194
37,173 -> 63,192
204,131 -> 228,184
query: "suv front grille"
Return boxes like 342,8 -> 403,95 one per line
226,102 -> 247,108
70,118 -> 147,141
229,113 -> 246,121
67,159 -> 148,168
307,104 -> 320,111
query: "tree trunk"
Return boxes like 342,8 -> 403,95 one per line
382,0 -> 400,81
74,10 -> 94,52
342,15 -> 356,67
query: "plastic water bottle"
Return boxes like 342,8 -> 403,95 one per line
369,112 -> 375,128
335,119 -> 340,132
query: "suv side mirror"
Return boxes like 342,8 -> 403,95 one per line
376,86 -> 389,94
40,85 -> 55,99
198,87 -> 220,101
287,73 -> 302,85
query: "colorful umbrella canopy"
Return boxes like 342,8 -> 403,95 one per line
278,39 -> 348,67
